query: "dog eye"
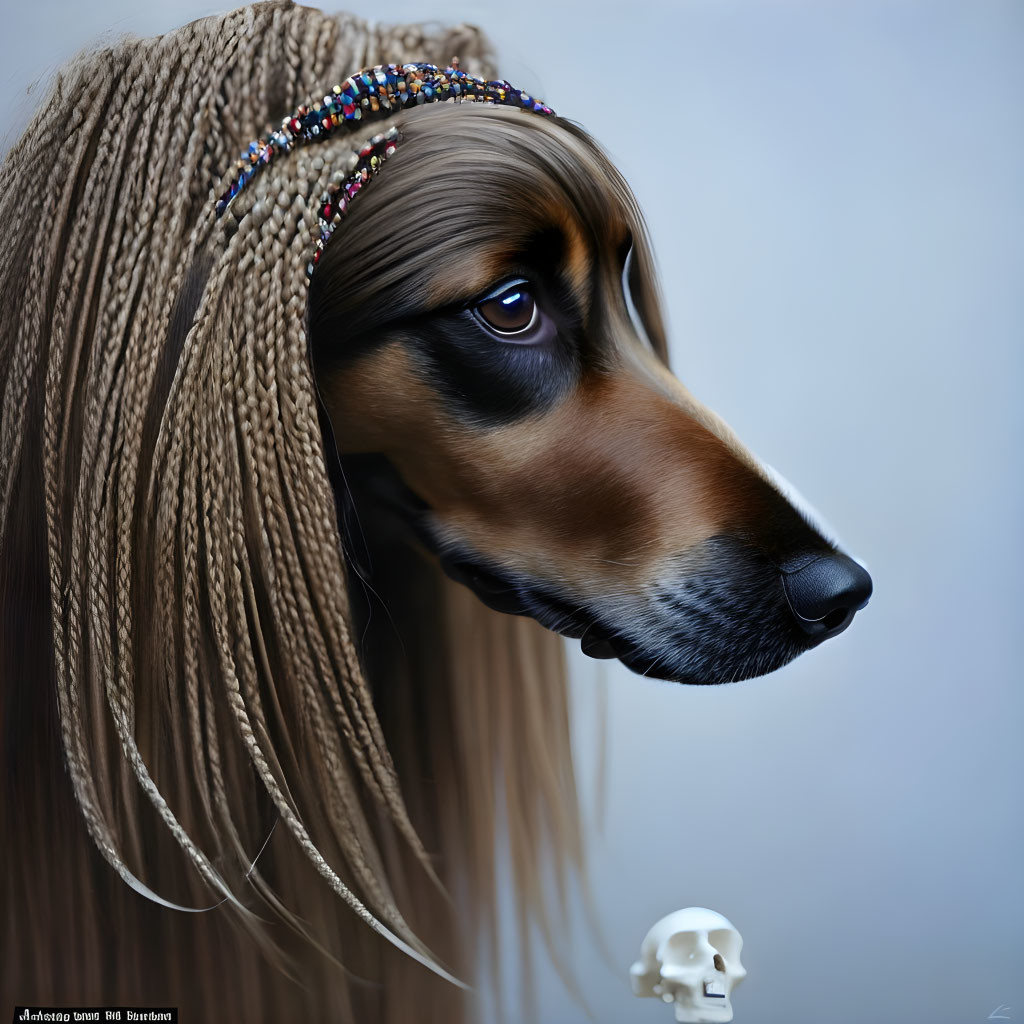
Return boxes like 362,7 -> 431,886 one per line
474,281 -> 538,336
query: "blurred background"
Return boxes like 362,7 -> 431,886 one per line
4,1 -> 1021,1022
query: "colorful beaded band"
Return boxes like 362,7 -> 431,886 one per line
307,127 -> 399,278
215,61 -> 555,218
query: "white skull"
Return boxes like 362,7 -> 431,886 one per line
630,907 -> 747,1023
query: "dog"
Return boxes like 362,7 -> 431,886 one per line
0,8 -> 870,1022
309,100 -> 871,687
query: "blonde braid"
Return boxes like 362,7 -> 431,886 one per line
2,7 -> 594,1019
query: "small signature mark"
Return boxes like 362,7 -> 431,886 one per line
989,1007 -> 1013,1021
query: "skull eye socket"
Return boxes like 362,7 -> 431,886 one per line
474,280 -> 538,336
708,928 -> 741,963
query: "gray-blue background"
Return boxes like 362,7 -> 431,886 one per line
4,2 -> 1021,1022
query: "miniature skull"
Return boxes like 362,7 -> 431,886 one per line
630,907 -> 746,1023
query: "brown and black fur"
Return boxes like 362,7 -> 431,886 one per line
0,4 -> 868,1023
311,102 -> 856,686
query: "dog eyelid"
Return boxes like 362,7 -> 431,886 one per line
478,277 -> 531,304
473,279 -> 541,338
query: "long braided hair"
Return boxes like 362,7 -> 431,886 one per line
0,3 -> 594,1020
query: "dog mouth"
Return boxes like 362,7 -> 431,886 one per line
436,549 -> 809,684
439,552 -> 622,658
337,455 -> 847,685
334,454 -> 657,671
439,552 -> 672,674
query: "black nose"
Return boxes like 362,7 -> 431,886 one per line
781,551 -> 873,641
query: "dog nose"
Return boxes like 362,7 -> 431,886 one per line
781,552 -> 873,640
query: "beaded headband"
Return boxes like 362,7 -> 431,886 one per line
214,60 -> 555,277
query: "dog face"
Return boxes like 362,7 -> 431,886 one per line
309,104 -> 871,683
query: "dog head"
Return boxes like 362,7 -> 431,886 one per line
309,102 -> 871,683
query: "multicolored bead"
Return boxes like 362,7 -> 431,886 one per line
215,61 -> 555,222
305,127 -> 401,279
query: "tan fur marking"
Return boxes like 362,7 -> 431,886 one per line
421,199 -> 595,311
540,198 -> 594,306
322,344 -> 779,597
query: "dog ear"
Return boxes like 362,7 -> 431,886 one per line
626,233 -> 670,363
